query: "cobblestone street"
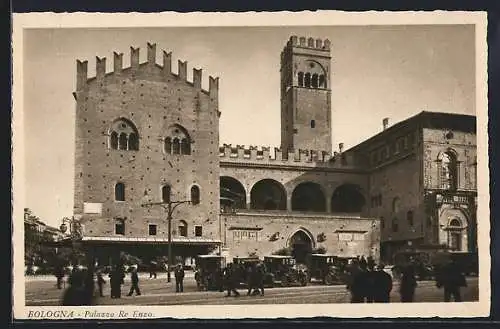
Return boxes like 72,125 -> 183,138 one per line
25,274 -> 479,306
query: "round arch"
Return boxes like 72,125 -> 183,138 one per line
220,176 -> 247,209
250,179 -> 287,210
291,182 -> 326,212
331,183 -> 366,213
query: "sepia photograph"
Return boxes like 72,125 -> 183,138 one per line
12,11 -> 489,319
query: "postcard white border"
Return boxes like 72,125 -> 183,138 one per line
12,10 -> 490,319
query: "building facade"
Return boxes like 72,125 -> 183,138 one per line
72,43 -> 222,263
71,36 -> 476,266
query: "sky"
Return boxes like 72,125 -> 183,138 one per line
22,25 -> 476,227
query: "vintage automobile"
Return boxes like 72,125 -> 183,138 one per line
308,254 -> 344,285
232,256 -> 262,287
263,255 -> 308,287
194,255 -> 226,291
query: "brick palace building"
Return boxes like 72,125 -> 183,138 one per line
68,36 -> 477,266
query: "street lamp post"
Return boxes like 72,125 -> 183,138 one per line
141,200 -> 191,283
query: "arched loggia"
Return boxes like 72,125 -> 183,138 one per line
291,182 -> 326,212
331,184 -> 366,213
250,179 -> 287,210
220,176 -> 247,209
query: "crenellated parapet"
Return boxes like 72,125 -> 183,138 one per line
286,35 -> 331,51
219,143 -> 359,169
75,42 -> 219,97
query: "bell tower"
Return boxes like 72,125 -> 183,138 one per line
280,36 -> 332,154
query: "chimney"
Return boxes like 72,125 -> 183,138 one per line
339,143 -> 344,153
383,118 -> 389,131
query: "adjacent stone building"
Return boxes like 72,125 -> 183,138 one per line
70,36 -> 476,266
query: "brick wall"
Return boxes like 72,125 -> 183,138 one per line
73,52 -> 220,241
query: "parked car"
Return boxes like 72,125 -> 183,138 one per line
194,255 -> 226,291
263,255 -> 308,287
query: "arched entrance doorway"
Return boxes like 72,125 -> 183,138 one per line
288,229 -> 314,264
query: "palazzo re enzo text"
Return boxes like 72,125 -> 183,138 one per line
71,36 -> 477,264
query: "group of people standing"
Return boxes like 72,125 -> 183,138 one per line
222,262 -> 266,297
346,256 -> 468,303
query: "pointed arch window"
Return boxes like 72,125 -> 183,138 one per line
191,185 -> 200,205
108,118 -> 140,151
162,185 -> 171,203
115,183 -> 125,201
164,124 -> 192,157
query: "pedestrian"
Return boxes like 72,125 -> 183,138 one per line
109,265 -> 124,298
399,265 -> 417,302
365,262 -> 377,303
246,264 -> 256,296
149,261 -> 157,279
127,266 -> 141,296
96,268 -> 106,297
175,264 -> 185,293
224,263 -> 240,297
254,262 -> 265,296
373,264 -> 393,302
347,261 -> 367,303
54,264 -> 65,290
436,258 -> 467,302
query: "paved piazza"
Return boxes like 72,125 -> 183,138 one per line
25,274 -> 479,306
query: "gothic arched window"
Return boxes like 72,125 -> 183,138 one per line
191,185 -> 200,205
109,118 -> 139,151
164,125 -> 192,157
439,151 -> 458,190
115,182 -> 125,201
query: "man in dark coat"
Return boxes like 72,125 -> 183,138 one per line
175,264 -> 185,293
373,264 -> 393,302
127,266 -> 141,296
399,265 -> 417,302
347,261 -> 367,303
224,263 -> 240,297
436,258 -> 467,302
